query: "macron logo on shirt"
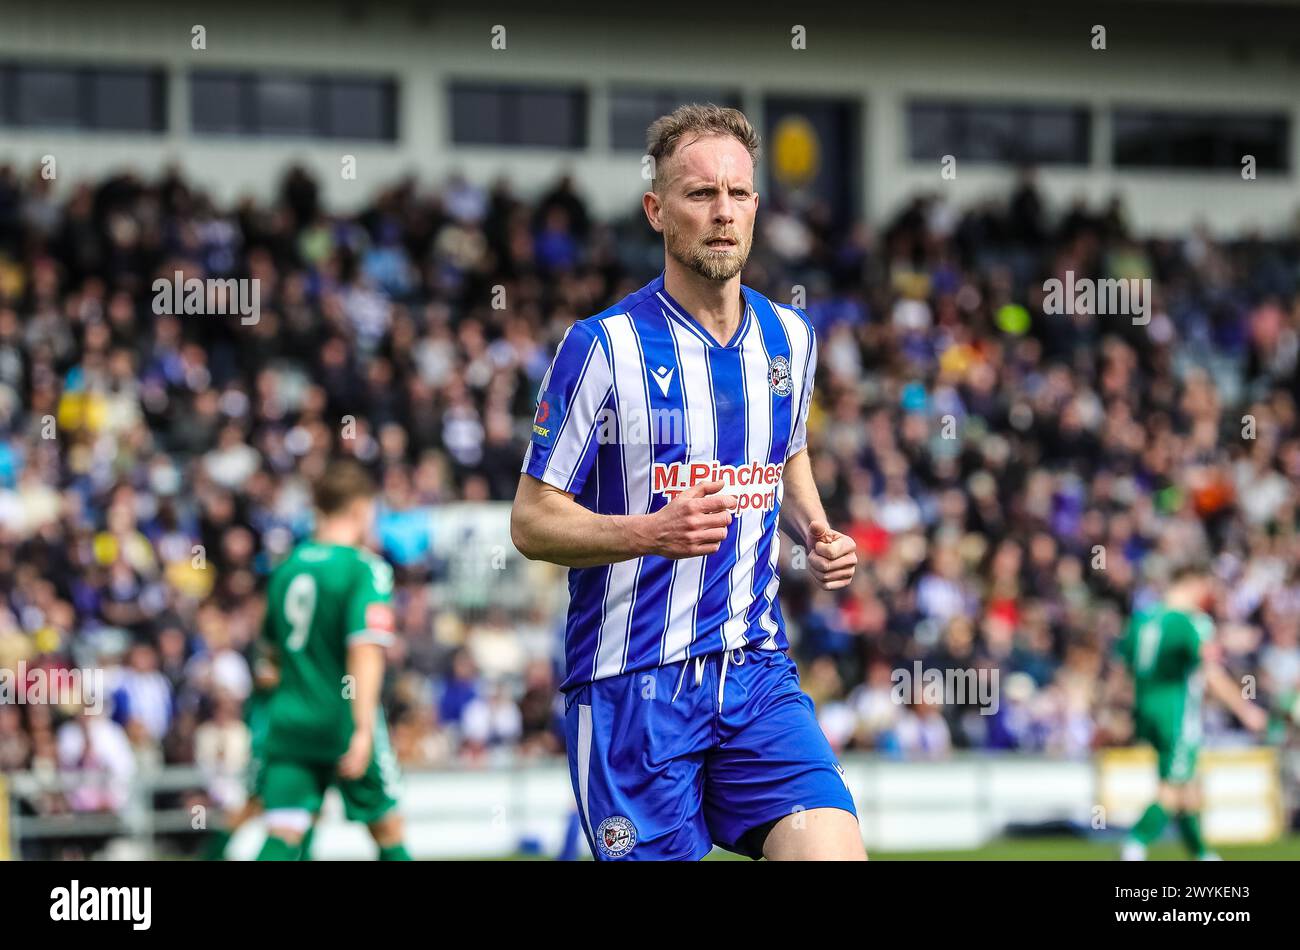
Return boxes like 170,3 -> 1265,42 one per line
650,364 -> 675,397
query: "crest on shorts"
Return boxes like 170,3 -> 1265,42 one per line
595,815 -> 638,858
768,355 -> 793,396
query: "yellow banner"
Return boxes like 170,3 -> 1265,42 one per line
1097,746 -> 1283,844
0,773 -> 9,860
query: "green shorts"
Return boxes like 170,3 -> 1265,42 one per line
1135,713 -> 1199,784
260,729 -> 402,824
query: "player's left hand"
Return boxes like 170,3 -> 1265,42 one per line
807,520 -> 857,590
338,730 -> 373,779
253,657 -> 280,691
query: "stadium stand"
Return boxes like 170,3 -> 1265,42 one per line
0,160 -> 1297,853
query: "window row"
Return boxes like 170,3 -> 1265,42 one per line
907,100 -> 1288,171
0,62 -> 1290,172
0,64 -> 166,132
0,63 -> 396,140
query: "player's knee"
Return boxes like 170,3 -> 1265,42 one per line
764,808 -> 865,861
265,828 -> 305,846
368,812 -> 404,846
818,828 -> 868,861
263,808 -> 312,845
1156,782 -> 1180,810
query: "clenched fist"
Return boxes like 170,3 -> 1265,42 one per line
807,520 -> 857,590
639,479 -> 738,559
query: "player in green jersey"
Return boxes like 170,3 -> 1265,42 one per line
1116,565 -> 1267,861
255,460 -> 411,861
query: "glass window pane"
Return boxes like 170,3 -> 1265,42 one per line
515,89 -> 584,148
1025,109 -> 1088,165
325,80 -> 394,141
965,107 -> 1020,162
1113,109 -> 1288,171
909,101 -> 1089,165
91,70 -> 160,132
254,77 -> 314,136
450,83 -> 585,148
610,87 -> 740,151
191,73 -> 245,133
907,103 -> 953,160
450,84 -> 506,144
14,67 -> 81,128
1224,116 -> 1287,170
610,90 -> 658,151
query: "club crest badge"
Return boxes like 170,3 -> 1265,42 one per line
595,815 -> 637,858
768,355 -> 793,396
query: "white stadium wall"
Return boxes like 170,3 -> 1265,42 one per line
218,751 -> 1281,859
4,751 -> 1281,859
2,1 -> 1300,234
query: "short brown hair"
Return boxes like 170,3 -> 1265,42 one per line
1170,561 -> 1211,585
314,459 -> 376,515
646,103 -> 760,192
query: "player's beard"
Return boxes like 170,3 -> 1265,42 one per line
664,216 -> 750,282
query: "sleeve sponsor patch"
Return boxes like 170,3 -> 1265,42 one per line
365,603 -> 395,634
531,390 -> 566,448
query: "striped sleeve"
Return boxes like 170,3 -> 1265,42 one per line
787,322 -> 817,458
522,320 -> 612,494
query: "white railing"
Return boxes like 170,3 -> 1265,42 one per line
1,748 -> 1283,860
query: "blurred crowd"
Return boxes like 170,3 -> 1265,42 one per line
0,160 -> 1298,845
793,179 -> 1300,766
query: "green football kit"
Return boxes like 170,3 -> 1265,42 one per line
258,542 -> 401,823
1118,604 -> 1214,784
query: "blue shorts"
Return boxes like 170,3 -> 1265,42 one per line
563,644 -> 858,861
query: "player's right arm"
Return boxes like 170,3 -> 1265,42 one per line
511,320 -> 735,567
339,640 -> 384,778
1184,614 -> 1269,732
512,474 -> 736,567
1201,647 -> 1269,732
339,556 -> 396,779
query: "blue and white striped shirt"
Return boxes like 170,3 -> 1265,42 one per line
522,272 -> 817,693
